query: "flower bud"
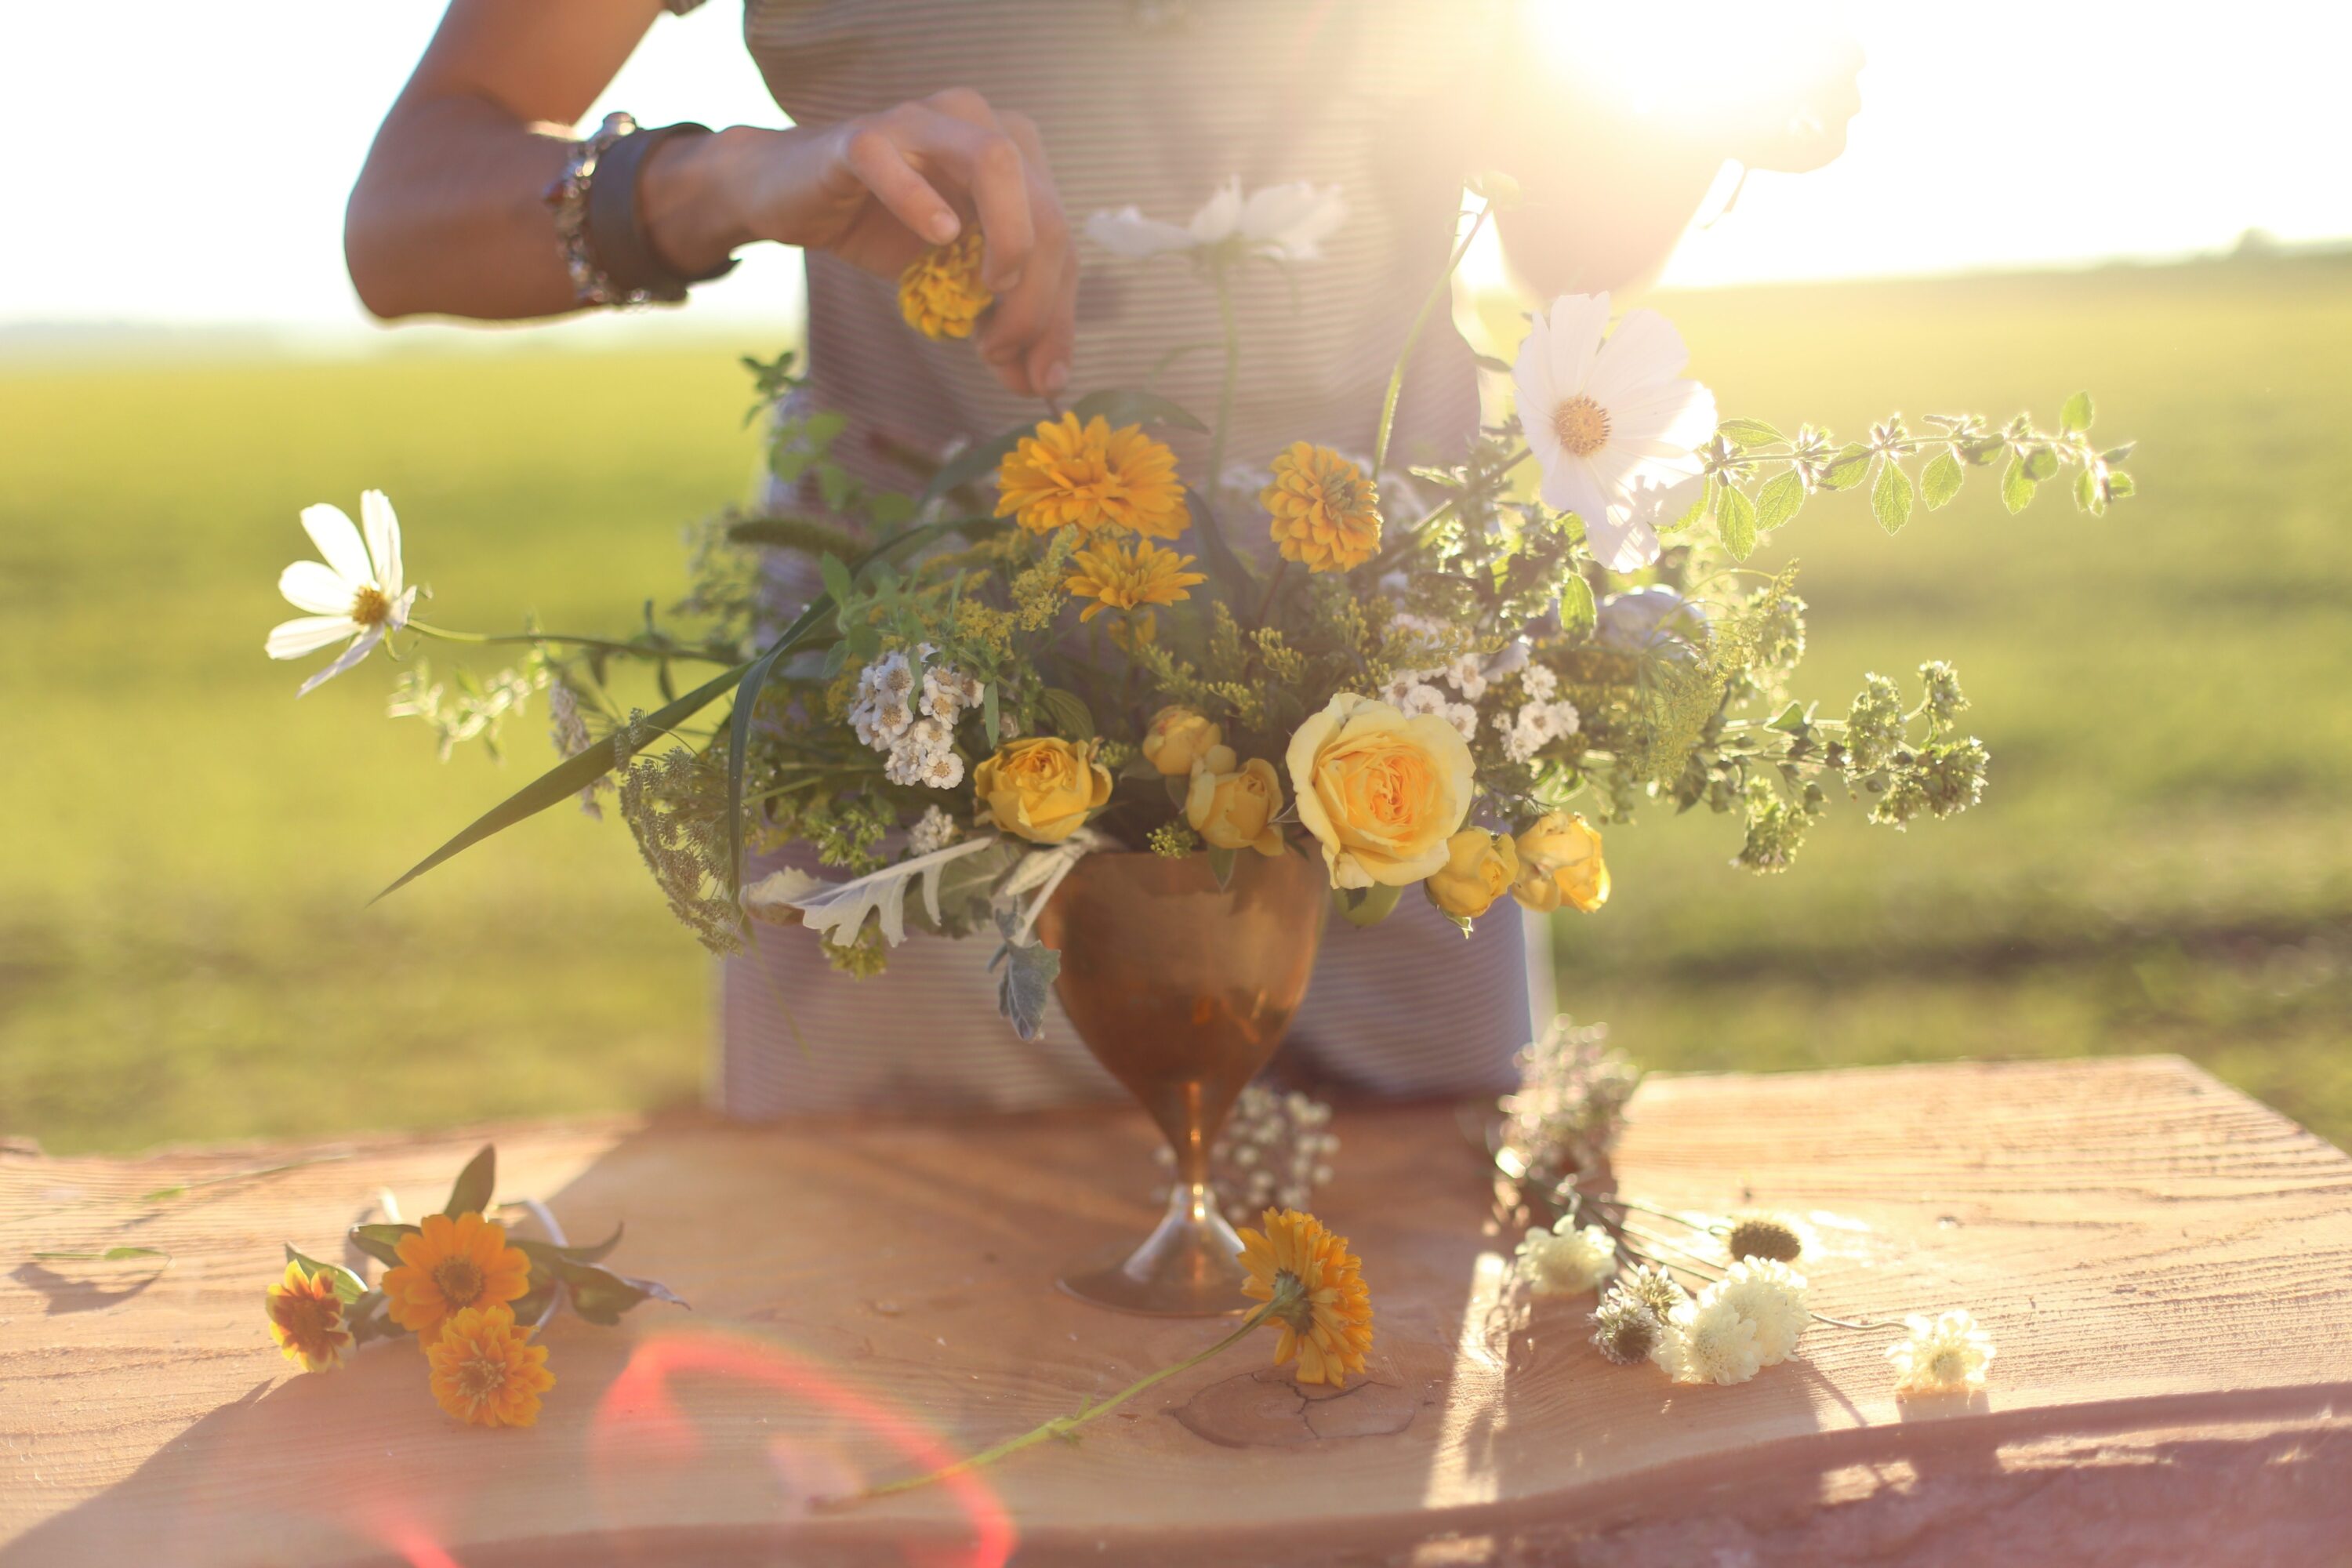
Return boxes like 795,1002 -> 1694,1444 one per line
1142,706 -> 1221,776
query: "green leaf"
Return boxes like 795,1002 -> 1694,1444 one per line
1069,387 -> 1209,434
557,1260 -> 689,1327
1040,688 -> 1096,742
919,427 -> 1025,510
2060,390 -> 2095,434
817,551 -> 855,611
441,1145 -> 495,1218
1766,700 -> 1809,734
1183,486 -> 1260,609
1334,883 -> 1403,927
1752,469 -> 1805,535
31,1246 -> 169,1264
2107,470 -> 2137,500
1470,351 -> 1515,376
1820,443 -> 1872,492
2000,456 -> 2038,515
2024,445 -> 2060,482
284,1244 -> 367,1302
346,1290 -> 405,1345
2073,466 -> 2104,515
1718,484 -> 1759,561
1716,417 -> 1785,448
982,681 -> 1001,745
1921,449 -> 1965,511
1558,573 -> 1597,637
992,938 -> 1061,1042
1871,458 -> 1915,535
1207,845 -> 1237,891
2099,442 -> 2136,466
348,1221 -> 419,1269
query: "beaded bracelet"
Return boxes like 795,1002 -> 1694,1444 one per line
545,113 -> 644,307
545,113 -> 738,308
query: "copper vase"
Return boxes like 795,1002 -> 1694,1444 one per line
1035,848 -> 1330,1315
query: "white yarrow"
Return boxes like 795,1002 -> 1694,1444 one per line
1513,293 -> 1716,565
265,490 -> 417,695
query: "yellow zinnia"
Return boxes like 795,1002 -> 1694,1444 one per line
426,1304 -> 554,1429
1261,442 -> 1381,572
897,230 -> 993,339
1239,1207 -> 1374,1388
1065,536 -> 1206,622
383,1210 -> 533,1346
266,1258 -> 354,1374
996,413 -> 1190,540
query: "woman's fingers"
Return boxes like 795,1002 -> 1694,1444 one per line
977,110 -> 1075,395
840,122 -> 962,246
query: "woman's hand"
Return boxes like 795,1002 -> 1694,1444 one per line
662,88 -> 1077,398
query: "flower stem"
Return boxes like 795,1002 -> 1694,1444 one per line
852,1304 -> 1274,1503
1207,266 -> 1241,500
1251,559 -> 1290,627
1370,196 -> 1491,482
408,622 -> 739,665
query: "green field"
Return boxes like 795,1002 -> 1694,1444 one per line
4,256 -> 2347,1155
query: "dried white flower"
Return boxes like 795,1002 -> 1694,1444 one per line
1662,1293 -> 1764,1386
1715,1258 -> 1808,1366
1513,1220 -> 1618,1298
1887,1310 -> 1995,1396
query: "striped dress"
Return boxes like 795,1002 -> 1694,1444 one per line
685,0 -> 1548,1114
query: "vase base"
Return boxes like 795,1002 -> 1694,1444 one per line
1058,1203 -> 1250,1317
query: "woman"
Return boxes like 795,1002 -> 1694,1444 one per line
349,0 -> 1860,1115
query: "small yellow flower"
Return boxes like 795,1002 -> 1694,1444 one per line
974,736 -> 1113,843
1511,811 -> 1610,914
1065,536 -> 1205,622
1261,443 -> 1381,573
1141,706 -> 1222,777
1185,746 -> 1286,857
897,230 -> 993,339
1425,828 -> 1519,921
1239,1207 -> 1374,1387
383,1211 -> 532,1346
426,1304 -> 554,1428
1286,693 -> 1475,889
266,1258 -> 354,1373
996,413 -> 1190,540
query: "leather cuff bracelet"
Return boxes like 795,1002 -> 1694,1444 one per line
546,113 -> 739,308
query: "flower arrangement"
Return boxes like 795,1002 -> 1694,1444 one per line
268,173 -> 2132,1048
268,1145 -> 683,1428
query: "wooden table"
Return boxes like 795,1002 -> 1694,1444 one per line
4,1057 -> 2350,1566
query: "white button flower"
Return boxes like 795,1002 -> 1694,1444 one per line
1887,1309 -> 1997,1396
1513,1219 -> 1618,1298
1086,177 -> 1348,263
1512,294 -> 1717,557
265,490 -> 416,695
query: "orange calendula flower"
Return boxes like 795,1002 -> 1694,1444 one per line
383,1210 -> 532,1345
1065,535 -> 1206,622
898,230 -> 993,339
1239,1207 -> 1374,1387
426,1303 -> 554,1428
1261,442 -> 1381,572
266,1258 -> 354,1373
996,413 -> 1189,539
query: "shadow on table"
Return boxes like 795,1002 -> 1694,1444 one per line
9,1258 -> 166,1316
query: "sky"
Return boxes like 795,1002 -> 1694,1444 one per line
3,2 -> 2345,347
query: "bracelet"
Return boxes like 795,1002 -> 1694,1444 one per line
544,112 -> 739,307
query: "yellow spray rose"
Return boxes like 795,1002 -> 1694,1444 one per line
974,736 -> 1112,843
1185,746 -> 1286,857
1425,828 -> 1520,920
1511,811 -> 1610,913
1141,706 -> 1222,777
1285,693 -> 1475,889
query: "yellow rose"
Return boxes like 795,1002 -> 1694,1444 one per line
1425,828 -> 1520,920
1185,747 -> 1286,857
1285,693 -> 1475,889
1141,706 -> 1221,776
1511,811 -> 1610,913
974,737 -> 1112,843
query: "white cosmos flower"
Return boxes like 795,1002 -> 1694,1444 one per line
1086,177 -> 1348,262
1588,468 -> 1708,575
265,490 -> 416,696
1513,293 -> 1717,545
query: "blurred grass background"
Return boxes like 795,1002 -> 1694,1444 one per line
3,254 -> 2347,1154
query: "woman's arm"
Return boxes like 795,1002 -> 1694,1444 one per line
347,0 -> 1076,395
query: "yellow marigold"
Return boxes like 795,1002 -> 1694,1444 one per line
974,735 -> 1113,843
1240,1207 -> 1374,1387
266,1258 -> 353,1373
383,1210 -> 532,1346
1511,811 -> 1610,914
1065,535 -> 1205,622
426,1304 -> 554,1429
995,413 -> 1189,540
1261,442 -> 1381,572
897,230 -> 993,339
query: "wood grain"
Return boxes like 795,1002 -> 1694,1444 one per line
3,1056 -> 2349,1566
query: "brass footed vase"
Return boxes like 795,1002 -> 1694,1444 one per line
1036,848 -> 1329,1315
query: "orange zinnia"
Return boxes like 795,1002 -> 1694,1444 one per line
1238,1207 -> 1374,1386
426,1304 -> 554,1428
1261,443 -> 1381,572
266,1258 -> 354,1373
898,230 -> 993,339
995,413 -> 1189,539
383,1211 -> 532,1345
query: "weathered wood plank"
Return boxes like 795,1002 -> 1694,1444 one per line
3,1056 -> 2349,1566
